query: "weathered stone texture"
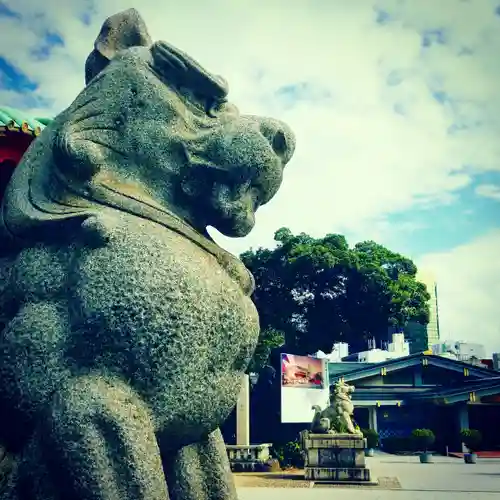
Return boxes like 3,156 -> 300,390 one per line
0,8 -> 295,500
302,433 -> 373,484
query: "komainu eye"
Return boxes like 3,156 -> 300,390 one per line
206,98 -> 227,117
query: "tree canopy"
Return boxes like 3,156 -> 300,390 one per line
242,228 -> 430,364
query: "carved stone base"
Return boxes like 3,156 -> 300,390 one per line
301,432 -> 373,483
305,466 -> 372,482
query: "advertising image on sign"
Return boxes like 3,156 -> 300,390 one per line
281,353 -> 324,389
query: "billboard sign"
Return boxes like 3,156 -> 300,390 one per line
281,353 -> 325,389
280,353 -> 329,423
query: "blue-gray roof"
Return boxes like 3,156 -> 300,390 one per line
328,353 -> 498,383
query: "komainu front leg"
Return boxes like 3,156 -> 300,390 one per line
15,375 -> 169,500
164,428 -> 237,500
343,413 -> 357,434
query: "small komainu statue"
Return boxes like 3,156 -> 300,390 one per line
311,380 -> 360,434
0,9 -> 295,500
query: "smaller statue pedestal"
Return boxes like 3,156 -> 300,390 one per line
301,432 -> 374,483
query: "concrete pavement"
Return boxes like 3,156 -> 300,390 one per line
368,452 -> 500,493
238,490 -> 499,500
237,452 -> 500,499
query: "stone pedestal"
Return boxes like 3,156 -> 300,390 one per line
301,432 -> 373,483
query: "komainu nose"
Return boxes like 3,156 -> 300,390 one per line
259,118 -> 296,165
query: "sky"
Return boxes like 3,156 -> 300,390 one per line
0,0 -> 499,355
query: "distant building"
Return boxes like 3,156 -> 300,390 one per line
403,322 -> 428,353
332,334 -> 410,363
353,334 -> 410,363
493,353 -> 500,371
313,342 -> 349,362
432,341 -> 486,363
422,271 -> 441,348
404,270 -> 440,352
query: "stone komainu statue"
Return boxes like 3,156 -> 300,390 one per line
311,380 -> 359,434
0,9 -> 295,500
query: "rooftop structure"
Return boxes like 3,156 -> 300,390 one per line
432,340 -> 487,364
0,106 -> 51,197
325,334 -> 411,364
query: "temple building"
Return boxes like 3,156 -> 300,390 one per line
328,353 -> 500,452
0,106 -> 49,197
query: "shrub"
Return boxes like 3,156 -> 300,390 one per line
460,429 -> 482,452
361,428 -> 379,449
272,439 -> 304,468
411,429 -> 435,452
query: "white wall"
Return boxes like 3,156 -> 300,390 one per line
280,386 -> 330,423
280,357 -> 330,423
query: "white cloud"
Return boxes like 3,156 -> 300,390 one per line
475,184 -> 500,201
2,0 -> 500,252
418,230 -> 500,356
2,0 -> 500,355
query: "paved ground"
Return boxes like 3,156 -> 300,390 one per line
238,491 -> 500,500
368,452 -> 500,493
237,452 -> 500,499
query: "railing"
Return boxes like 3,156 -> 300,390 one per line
225,444 -> 272,471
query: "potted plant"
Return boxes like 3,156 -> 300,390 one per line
411,429 -> 435,463
460,429 -> 482,464
362,428 -> 379,457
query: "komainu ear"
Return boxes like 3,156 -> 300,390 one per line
85,8 -> 152,84
150,41 -> 229,100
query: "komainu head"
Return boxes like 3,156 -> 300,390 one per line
331,379 -> 355,401
33,8 -> 295,239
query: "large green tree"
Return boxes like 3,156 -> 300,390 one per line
243,228 -> 430,361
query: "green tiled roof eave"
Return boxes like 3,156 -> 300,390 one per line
34,117 -> 53,127
0,106 -> 52,135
